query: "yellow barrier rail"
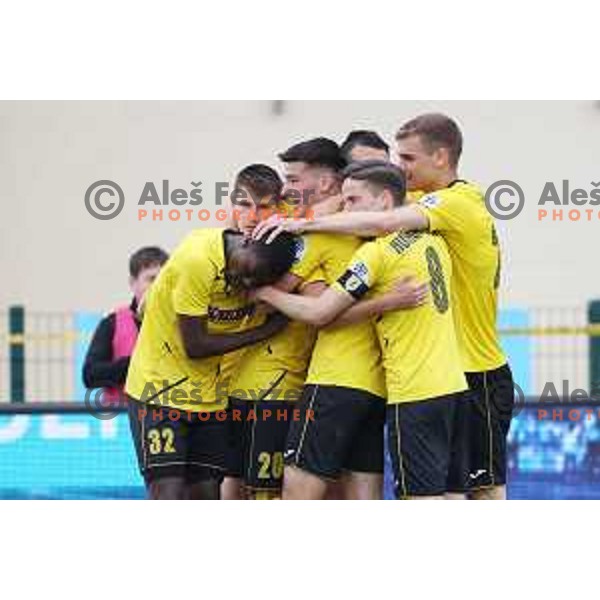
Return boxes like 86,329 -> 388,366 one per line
499,325 -> 600,336
3,326 -> 600,345
3,332 -> 85,344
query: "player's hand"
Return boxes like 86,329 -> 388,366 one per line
383,277 -> 429,310
257,302 -> 277,315
250,286 -> 272,303
252,214 -> 307,244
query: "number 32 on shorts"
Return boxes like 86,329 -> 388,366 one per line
146,426 -> 176,455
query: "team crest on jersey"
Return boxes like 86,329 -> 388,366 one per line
350,261 -> 369,284
420,193 -> 441,208
350,262 -> 369,283
291,237 -> 306,264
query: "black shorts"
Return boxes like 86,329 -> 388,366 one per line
461,363 -> 515,489
446,391 -> 477,494
127,399 -> 228,485
226,398 -> 294,491
387,394 -> 460,498
284,384 -> 386,480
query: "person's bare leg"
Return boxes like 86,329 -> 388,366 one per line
282,465 -> 328,500
471,485 -> 506,500
187,479 -> 221,500
405,495 -> 445,500
445,492 -> 467,500
221,476 -> 244,500
341,472 -> 383,500
147,476 -> 186,500
325,479 -> 346,499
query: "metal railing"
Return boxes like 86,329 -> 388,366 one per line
1,303 -> 599,403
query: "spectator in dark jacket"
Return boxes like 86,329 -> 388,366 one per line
82,246 -> 169,390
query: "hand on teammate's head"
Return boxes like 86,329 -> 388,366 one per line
251,214 -> 285,242
250,286 -> 272,303
252,214 -> 306,244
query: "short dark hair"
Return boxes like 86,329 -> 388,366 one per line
395,113 -> 463,167
340,130 -> 389,162
228,231 -> 300,289
247,231 -> 300,287
234,164 -> 282,201
129,246 -> 169,278
342,160 -> 406,207
278,137 -> 346,172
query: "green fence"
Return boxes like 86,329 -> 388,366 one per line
2,303 -> 600,403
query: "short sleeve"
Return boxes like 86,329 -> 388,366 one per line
333,241 -> 384,300
289,234 -> 322,281
305,266 -> 326,285
172,249 -> 218,317
414,188 -> 472,233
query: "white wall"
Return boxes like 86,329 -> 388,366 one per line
1,100 -> 598,312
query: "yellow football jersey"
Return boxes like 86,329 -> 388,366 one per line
290,233 -> 386,398
221,202 -> 320,403
229,265 -> 322,402
126,228 -> 263,412
333,231 -> 467,403
414,180 -> 506,373
229,318 -> 318,402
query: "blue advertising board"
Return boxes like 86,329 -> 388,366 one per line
1,407 -> 600,499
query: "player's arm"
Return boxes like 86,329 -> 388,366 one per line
82,314 -> 131,388
273,272 -> 305,293
174,245 -> 288,360
288,276 -> 426,328
328,276 -> 428,328
178,313 -> 288,359
255,285 -> 355,328
299,280 -> 327,297
252,206 -> 429,242
259,241 -> 401,328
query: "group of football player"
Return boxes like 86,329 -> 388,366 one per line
122,113 -> 515,500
